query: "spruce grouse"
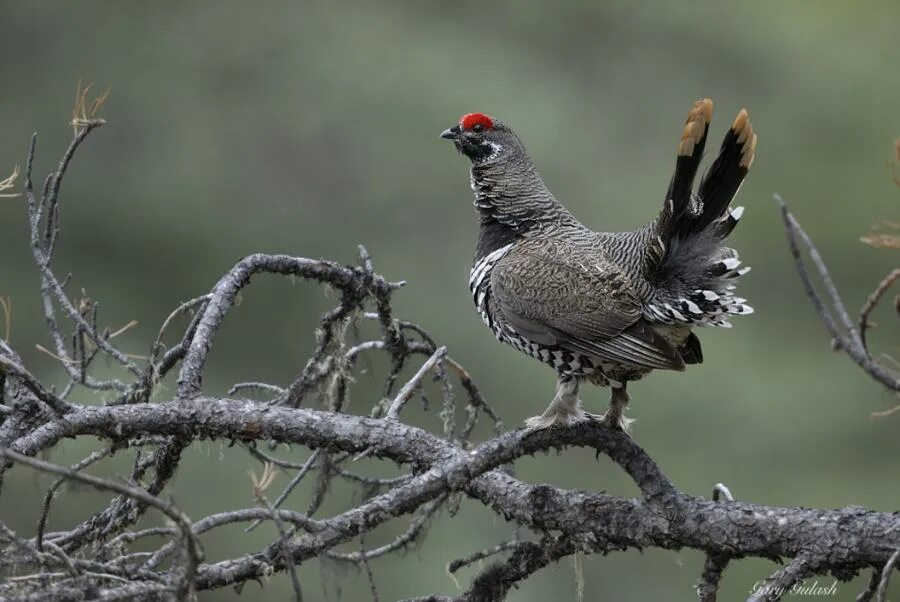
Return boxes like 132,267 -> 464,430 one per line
440,99 -> 756,430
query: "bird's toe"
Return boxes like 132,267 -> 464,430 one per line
598,411 -> 636,435
524,414 -> 560,431
525,407 -> 603,431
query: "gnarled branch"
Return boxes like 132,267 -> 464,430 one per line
1,109 -> 897,601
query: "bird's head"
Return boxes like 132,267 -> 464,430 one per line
440,113 -> 520,164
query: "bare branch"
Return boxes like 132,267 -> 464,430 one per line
36,446 -> 118,551
458,536 -> 577,602
859,268 -> 900,352
245,449 -> 320,533
0,295 -> 10,342
3,116 -> 898,601
251,464 -> 303,602
359,534 -> 381,602
0,354 -> 73,415
875,548 -> 900,602
387,346 -> 448,420
0,164 -> 20,197
448,540 -> 525,574
746,555 -> 815,602
696,482 -> 736,601
778,196 -> 900,393
856,568 -> 883,602
712,482 -> 735,502
176,253 -> 401,399
0,447 -> 201,600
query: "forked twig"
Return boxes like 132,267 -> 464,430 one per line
778,196 -> 900,394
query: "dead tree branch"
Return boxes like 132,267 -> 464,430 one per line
778,196 -> 900,395
0,114 -> 897,601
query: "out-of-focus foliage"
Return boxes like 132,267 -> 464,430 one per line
1,2 -> 898,600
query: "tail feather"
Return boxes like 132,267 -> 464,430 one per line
646,98 -> 714,274
680,331 -> 703,364
693,109 -> 757,233
650,104 -> 757,261
643,102 -> 757,328
710,205 -> 744,239
666,98 -> 713,219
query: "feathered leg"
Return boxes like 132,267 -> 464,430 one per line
524,375 -> 594,430
600,384 -> 635,433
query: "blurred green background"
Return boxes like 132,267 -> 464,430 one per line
2,2 -> 899,600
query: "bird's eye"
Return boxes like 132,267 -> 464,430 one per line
472,123 -> 484,133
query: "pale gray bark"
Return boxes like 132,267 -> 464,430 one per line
1,108 -> 897,602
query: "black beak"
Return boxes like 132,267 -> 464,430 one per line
440,125 -> 460,139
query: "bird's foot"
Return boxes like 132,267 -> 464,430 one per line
597,410 -> 636,435
523,414 -> 560,430
524,407 -> 596,431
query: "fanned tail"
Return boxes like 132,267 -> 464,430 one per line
643,102 -> 757,328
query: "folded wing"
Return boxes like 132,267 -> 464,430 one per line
491,244 -> 685,371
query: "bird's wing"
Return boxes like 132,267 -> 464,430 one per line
491,242 -> 685,371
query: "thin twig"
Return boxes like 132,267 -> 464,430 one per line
0,447 -> 202,600
0,296 -> 11,341
386,347 -> 447,420
448,540 -> 525,574
229,381 -> 285,398
859,269 -> 900,352
37,446 -> 118,551
857,567 -> 882,602
251,464 -> 303,602
697,482 -> 735,601
0,164 -> 20,198
712,483 -> 734,502
779,197 -> 900,393
0,355 -> 73,415
246,450 -> 321,533
359,534 -> 380,602
327,495 -> 446,563
150,295 -> 211,362
876,548 -> 900,602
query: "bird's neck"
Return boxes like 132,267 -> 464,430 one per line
474,214 -> 520,262
470,157 -> 579,262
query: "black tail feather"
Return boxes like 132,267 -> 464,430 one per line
645,102 -> 757,292
665,98 -> 713,225
680,332 -> 703,364
693,109 -> 757,233
710,205 -> 743,239
645,99 -> 714,276
645,103 -> 757,325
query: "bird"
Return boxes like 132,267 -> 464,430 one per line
440,99 -> 756,431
